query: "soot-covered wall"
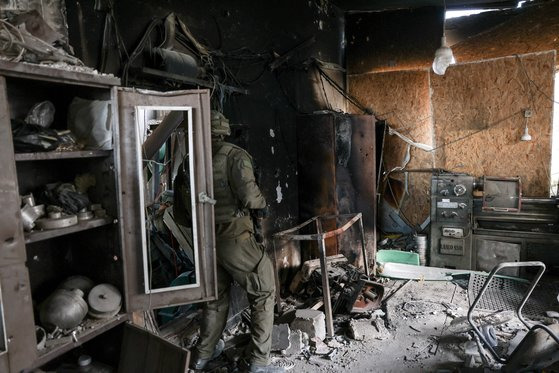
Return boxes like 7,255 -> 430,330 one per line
66,0 -> 346,245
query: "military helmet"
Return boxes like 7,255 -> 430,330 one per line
211,110 -> 231,136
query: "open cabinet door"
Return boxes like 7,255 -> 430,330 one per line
117,88 -> 217,312
118,323 -> 189,373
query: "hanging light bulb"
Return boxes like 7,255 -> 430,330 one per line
432,36 -> 456,75
521,117 -> 532,141
432,0 -> 455,75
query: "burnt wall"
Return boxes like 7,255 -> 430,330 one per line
65,0 -> 346,245
346,7 -> 443,73
296,114 -> 376,267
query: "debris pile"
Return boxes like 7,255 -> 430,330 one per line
289,255 -> 384,317
168,256 -> 559,372
0,9 -> 85,66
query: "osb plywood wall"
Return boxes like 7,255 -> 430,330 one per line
348,70 -> 434,224
431,51 -> 556,196
452,2 -> 559,64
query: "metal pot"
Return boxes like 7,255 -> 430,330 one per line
21,204 -> 45,231
40,289 -> 88,331
58,275 -> 95,296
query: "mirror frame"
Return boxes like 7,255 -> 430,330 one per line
135,106 -> 201,294
0,282 -> 7,355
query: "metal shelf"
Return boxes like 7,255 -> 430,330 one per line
14,150 -> 112,161
25,218 -> 113,244
32,314 -> 129,369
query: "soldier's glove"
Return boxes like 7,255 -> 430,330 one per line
250,205 -> 270,219
250,206 -> 269,244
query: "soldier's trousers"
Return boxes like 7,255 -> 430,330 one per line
196,234 -> 275,365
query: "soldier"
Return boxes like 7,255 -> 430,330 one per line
189,111 -> 283,373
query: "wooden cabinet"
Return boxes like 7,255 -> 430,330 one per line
0,61 -> 216,372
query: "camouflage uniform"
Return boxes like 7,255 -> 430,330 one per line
195,112 -> 275,367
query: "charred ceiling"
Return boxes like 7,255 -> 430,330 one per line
334,0 -> 524,11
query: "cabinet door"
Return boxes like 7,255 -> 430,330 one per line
0,76 -> 27,266
117,89 -> 217,311
0,264 -> 37,372
118,323 -> 189,373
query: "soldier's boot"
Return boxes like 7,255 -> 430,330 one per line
189,339 -> 225,371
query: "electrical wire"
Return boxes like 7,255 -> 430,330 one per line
122,18 -> 162,85
274,69 -> 312,115
0,18 -> 27,62
515,54 -> 559,105
429,110 -> 522,152
317,67 -> 333,110
316,64 -> 374,115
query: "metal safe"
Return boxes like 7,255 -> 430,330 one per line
429,173 -> 475,269
0,61 -> 217,372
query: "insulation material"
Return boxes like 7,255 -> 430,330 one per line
452,2 -> 559,65
348,70 -> 433,225
431,51 -> 555,196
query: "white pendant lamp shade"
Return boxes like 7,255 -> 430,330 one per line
521,124 -> 532,141
432,36 -> 455,75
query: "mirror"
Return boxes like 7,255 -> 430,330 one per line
135,106 -> 200,294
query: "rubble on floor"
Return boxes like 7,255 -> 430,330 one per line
172,257 -> 559,372
291,310 -> 326,341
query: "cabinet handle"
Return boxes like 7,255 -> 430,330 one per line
198,192 -> 216,205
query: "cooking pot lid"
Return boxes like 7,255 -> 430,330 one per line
88,284 -> 122,314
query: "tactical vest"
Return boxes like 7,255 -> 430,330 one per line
174,142 -> 252,226
212,142 -> 250,224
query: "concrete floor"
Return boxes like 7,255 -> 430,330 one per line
281,280 -> 474,373
203,276 -> 558,372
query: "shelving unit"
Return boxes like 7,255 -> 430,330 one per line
0,61 -> 217,373
25,218 -> 113,244
32,314 -> 129,370
15,150 -> 112,161
0,63 -> 125,373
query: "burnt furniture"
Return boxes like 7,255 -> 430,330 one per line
296,113 -> 377,267
0,61 -> 216,372
468,261 -> 559,371
273,213 -> 371,338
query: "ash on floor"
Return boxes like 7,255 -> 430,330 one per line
285,280 -> 471,373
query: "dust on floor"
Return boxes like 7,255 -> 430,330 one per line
284,280 -> 470,373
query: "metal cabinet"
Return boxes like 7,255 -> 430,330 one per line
296,114 -> 377,266
0,61 -> 216,372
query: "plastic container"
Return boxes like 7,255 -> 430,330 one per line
77,355 -> 115,373
376,249 -> 420,266
415,235 -> 428,266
